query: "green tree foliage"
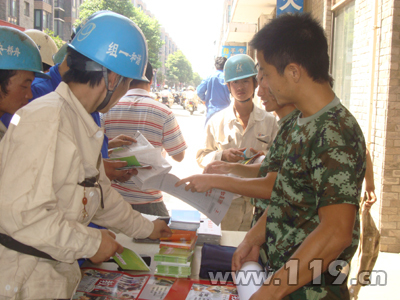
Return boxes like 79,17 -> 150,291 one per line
44,29 -> 64,49
192,72 -> 202,87
131,7 -> 162,69
77,0 -> 134,21
76,0 -> 162,69
165,50 -> 193,87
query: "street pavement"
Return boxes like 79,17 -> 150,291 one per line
162,103 -> 206,212
162,104 -> 397,299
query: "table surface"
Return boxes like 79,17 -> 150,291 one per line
82,230 -> 247,279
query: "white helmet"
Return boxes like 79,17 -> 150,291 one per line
25,29 -> 59,67
164,85 -> 168,89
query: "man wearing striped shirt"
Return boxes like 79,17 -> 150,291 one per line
102,62 -> 187,216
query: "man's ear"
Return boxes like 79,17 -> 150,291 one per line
107,71 -> 120,89
226,82 -> 231,93
285,63 -> 301,83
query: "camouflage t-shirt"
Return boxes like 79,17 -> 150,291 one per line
266,97 -> 366,297
251,109 -> 300,226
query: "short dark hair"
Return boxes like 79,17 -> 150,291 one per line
250,13 -> 331,83
0,70 -> 17,98
63,46 -> 108,87
145,61 -> 153,82
215,57 -> 227,70
129,61 -> 153,87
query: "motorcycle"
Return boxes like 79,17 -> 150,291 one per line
161,96 -> 170,107
186,99 -> 196,115
173,93 -> 181,105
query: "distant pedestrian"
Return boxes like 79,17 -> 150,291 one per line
197,57 -> 230,124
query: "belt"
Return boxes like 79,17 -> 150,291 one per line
0,232 -> 56,260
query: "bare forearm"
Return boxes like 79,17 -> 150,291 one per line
230,163 -> 261,178
210,173 -> 276,199
365,150 -> 375,191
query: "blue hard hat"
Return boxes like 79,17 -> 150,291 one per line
69,11 -> 148,81
53,11 -> 109,65
224,54 -> 257,83
0,26 -> 49,78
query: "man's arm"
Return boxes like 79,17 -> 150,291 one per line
232,209 -> 268,271
204,161 -> 262,178
364,149 -> 377,209
176,172 -> 277,199
196,78 -> 208,101
162,114 -> 187,163
250,203 -> 357,300
171,150 -> 185,162
196,122 -> 246,167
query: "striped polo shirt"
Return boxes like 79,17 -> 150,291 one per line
102,88 -> 187,204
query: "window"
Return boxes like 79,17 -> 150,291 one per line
8,0 -> 18,24
54,19 -> 64,38
331,1 -> 355,108
34,9 -> 42,29
42,10 -> 51,29
9,0 -> 17,16
54,0 -> 64,9
24,2 -> 29,16
54,9 -> 64,19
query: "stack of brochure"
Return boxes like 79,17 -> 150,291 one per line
154,246 -> 194,278
159,229 -> 198,251
170,210 -> 201,231
197,218 -> 222,245
154,229 -> 198,278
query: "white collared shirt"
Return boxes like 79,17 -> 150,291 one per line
197,101 -> 279,168
0,82 -> 153,299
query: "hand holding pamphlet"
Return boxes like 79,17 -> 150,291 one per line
110,132 -> 234,225
113,247 -> 150,271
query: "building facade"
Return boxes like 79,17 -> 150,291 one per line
132,0 -> 178,87
219,0 -> 400,253
0,0 -> 83,41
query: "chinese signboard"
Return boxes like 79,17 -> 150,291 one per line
221,46 -> 246,58
276,0 -> 304,16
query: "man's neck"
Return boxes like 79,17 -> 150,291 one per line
233,99 -> 253,118
294,82 -> 335,118
275,105 -> 296,120
130,83 -> 150,92
68,82 -> 104,113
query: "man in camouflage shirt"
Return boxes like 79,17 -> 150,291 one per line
232,13 -> 366,300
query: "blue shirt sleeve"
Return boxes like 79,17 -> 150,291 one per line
197,78 -> 208,101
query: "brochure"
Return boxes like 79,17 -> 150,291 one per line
73,268 -> 150,300
151,174 -> 234,225
73,268 -> 260,300
113,247 -> 150,271
110,131 -> 234,225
